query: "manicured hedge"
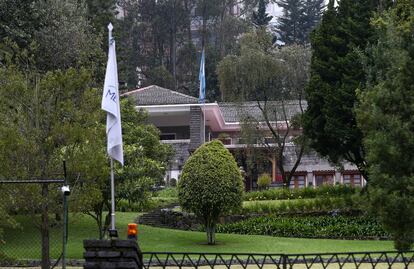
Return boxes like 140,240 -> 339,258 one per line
244,185 -> 358,201
243,196 -> 360,215
217,215 -> 388,239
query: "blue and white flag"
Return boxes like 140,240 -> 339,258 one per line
102,23 -> 124,166
199,49 -> 206,103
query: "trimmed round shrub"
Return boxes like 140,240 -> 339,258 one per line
178,140 -> 244,244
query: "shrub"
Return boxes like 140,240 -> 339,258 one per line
117,199 -> 148,212
155,187 -> 178,198
217,215 -> 388,239
178,140 -> 244,244
257,173 -> 271,190
169,178 -> 177,187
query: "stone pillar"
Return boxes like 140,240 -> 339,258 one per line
335,171 -> 342,185
83,239 -> 143,269
271,157 -> 276,183
306,171 -> 312,187
189,106 -> 204,151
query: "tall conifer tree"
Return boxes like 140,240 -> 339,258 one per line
356,0 -> 414,251
301,0 -> 324,42
276,0 -> 324,44
252,0 -> 273,27
276,0 -> 303,44
304,0 -> 391,179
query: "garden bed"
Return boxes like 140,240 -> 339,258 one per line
244,185 -> 359,201
217,215 -> 389,240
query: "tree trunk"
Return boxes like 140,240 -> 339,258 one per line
206,221 -> 216,245
96,212 -> 103,239
41,183 -> 50,269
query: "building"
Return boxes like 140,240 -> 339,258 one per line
122,85 -> 365,190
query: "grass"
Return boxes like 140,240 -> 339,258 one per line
1,212 -> 396,260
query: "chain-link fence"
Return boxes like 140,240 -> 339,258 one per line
0,180 -> 66,268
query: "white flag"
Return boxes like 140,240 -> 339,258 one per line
102,23 -> 124,165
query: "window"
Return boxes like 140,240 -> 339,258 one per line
315,173 -> 334,187
160,133 -> 176,140
290,175 -> 306,189
343,174 -> 361,187
220,137 -> 232,145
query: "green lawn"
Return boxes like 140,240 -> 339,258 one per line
1,212 -> 396,260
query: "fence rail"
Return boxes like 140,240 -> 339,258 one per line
141,251 -> 414,269
1,250 -> 413,268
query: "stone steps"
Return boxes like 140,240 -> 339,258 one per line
136,203 -> 178,227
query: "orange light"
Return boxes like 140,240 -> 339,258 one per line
127,223 -> 138,239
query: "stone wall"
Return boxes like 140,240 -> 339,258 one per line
83,239 -> 143,269
189,106 -> 204,150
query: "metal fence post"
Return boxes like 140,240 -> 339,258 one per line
62,161 -> 68,269
282,254 -> 287,269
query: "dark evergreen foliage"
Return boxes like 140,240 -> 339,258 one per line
276,0 -> 303,44
252,0 -> 273,27
85,0 -> 117,33
301,0 -> 325,42
303,0 -> 389,178
357,0 -> 414,251
275,0 -> 324,44
0,0 -> 45,49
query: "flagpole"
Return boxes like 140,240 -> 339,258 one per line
203,101 -> 206,143
107,23 -> 118,238
200,48 -> 206,143
110,158 -> 116,233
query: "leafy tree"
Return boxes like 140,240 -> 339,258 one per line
0,66 -> 173,249
0,0 -> 104,75
117,98 -> 174,205
85,0 -> 117,34
0,0 -> 45,50
146,65 -> 175,90
356,1 -> 414,251
33,0 -> 104,74
252,0 -> 273,28
217,30 -> 310,188
72,96 -> 173,238
303,0 -> 388,179
0,190 -> 16,258
0,66 -> 100,269
178,140 -> 244,244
